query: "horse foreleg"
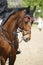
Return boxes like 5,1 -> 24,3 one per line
9,55 -> 16,65
0,57 -> 6,65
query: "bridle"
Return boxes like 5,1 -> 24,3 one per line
18,14 -> 31,35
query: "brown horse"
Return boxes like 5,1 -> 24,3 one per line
26,6 -> 36,25
0,7 -> 31,65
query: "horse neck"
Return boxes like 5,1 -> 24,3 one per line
2,12 -> 19,33
2,12 -> 19,41
2,10 -> 25,41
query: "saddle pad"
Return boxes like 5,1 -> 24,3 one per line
0,18 -> 3,25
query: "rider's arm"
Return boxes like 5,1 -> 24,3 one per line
0,0 -> 8,13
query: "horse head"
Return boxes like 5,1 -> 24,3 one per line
2,7 -> 31,42
18,11 -> 31,42
26,6 -> 36,25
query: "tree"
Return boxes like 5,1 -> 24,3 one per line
23,0 -> 43,17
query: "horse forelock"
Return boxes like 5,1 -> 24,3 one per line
24,15 -> 30,20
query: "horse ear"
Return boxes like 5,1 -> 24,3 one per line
26,6 -> 30,14
31,21 -> 33,25
28,6 -> 30,9
33,6 -> 36,12
34,6 -> 36,9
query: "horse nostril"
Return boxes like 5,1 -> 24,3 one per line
26,38 -> 28,40
26,38 -> 30,41
29,38 -> 30,40
26,38 -> 29,41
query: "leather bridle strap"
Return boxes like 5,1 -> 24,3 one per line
0,26 -> 16,47
1,33 -> 15,47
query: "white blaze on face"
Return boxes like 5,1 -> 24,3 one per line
23,34 -> 29,40
0,18 -> 3,25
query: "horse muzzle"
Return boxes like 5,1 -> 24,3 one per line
22,34 -> 31,42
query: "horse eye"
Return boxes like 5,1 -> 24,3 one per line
25,21 -> 28,24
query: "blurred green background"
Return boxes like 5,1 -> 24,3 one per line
7,0 -> 43,17
23,0 -> 43,18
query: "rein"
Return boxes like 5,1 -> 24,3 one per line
0,25 -> 18,47
1,33 -> 15,47
0,25 -> 23,45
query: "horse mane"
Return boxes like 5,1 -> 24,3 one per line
2,7 -> 29,26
